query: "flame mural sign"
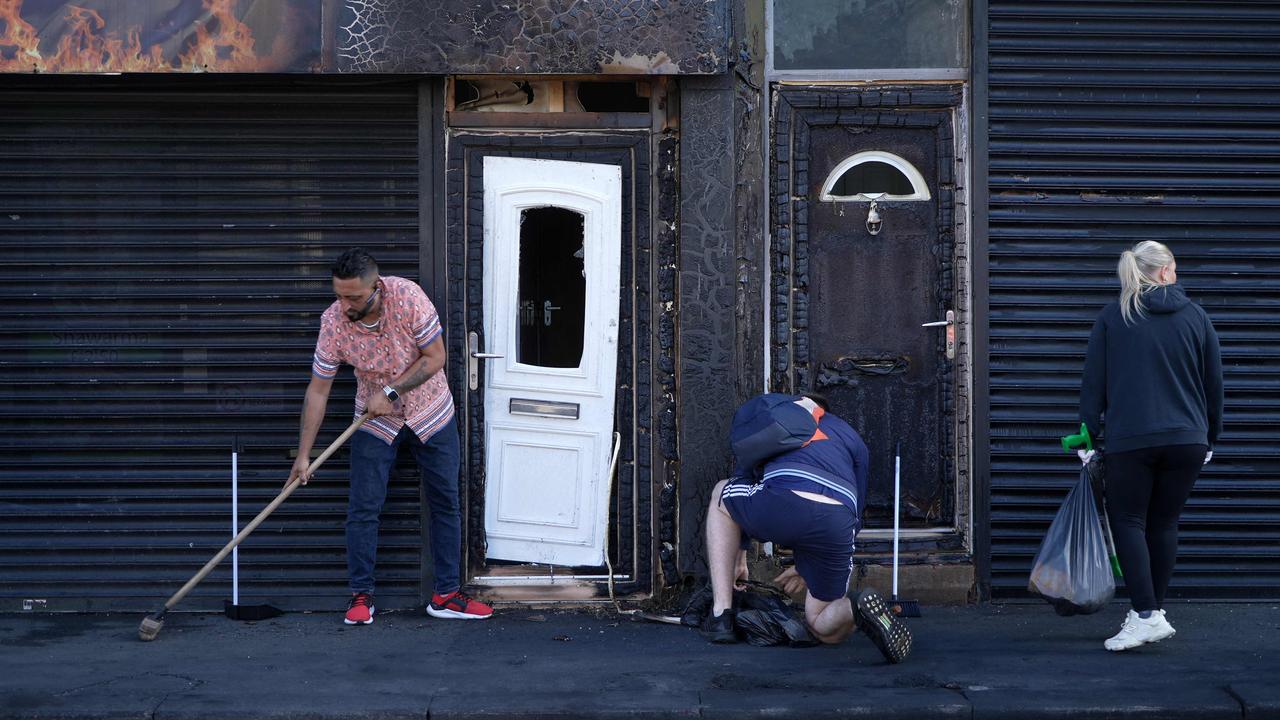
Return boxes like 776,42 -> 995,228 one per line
0,0 -> 320,73
0,0 -> 728,75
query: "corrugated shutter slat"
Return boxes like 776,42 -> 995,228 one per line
0,78 -> 423,611
988,1 -> 1280,599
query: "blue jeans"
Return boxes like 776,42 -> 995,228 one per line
347,418 -> 461,596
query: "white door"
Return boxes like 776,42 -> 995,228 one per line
480,156 -> 621,566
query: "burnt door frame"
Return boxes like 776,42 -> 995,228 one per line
444,128 -> 659,597
770,84 -> 970,552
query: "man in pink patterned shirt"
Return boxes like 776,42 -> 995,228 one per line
289,248 -> 492,625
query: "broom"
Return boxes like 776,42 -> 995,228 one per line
138,413 -> 370,641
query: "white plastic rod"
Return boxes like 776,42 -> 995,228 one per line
231,443 -> 239,606
892,443 -> 901,598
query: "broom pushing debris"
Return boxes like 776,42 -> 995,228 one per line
138,413 -> 370,642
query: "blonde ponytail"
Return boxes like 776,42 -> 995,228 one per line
1118,241 -> 1175,325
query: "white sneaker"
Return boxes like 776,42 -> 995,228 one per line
1105,610 -> 1176,651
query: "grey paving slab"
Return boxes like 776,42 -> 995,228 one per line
1233,682 -> 1280,720
155,689 -> 433,720
430,689 -> 701,720
968,685 -> 1243,720
700,687 -> 971,719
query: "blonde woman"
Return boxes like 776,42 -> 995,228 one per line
1079,241 -> 1223,652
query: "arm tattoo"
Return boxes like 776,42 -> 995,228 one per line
395,357 -> 436,393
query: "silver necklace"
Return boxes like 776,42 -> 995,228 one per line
358,317 -> 380,330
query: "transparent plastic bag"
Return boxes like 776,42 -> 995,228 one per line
1028,467 -> 1116,616
1085,454 -> 1124,580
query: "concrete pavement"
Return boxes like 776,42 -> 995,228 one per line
2,602 -> 1278,719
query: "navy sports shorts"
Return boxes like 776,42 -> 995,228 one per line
720,479 -> 856,602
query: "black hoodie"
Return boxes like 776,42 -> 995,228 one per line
1079,284 -> 1223,454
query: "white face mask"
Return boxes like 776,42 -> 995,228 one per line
794,396 -> 819,414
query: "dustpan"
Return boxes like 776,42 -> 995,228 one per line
223,435 -> 284,622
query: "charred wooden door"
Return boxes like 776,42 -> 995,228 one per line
772,86 -> 962,530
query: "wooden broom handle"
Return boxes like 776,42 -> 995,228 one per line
161,413 -> 372,611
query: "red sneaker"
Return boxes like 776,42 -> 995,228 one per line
427,590 -> 493,620
344,592 -> 375,625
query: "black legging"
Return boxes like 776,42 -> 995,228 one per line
1105,444 -> 1206,613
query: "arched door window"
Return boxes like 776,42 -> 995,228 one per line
820,151 -> 930,202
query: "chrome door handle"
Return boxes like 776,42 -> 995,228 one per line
468,331 -> 505,390
921,310 -> 956,360
543,300 -> 561,326
921,311 -> 954,328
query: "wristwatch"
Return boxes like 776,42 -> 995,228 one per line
382,385 -> 400,403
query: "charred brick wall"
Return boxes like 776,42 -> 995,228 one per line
676,74 -> 741,576
673,0 -> 767,579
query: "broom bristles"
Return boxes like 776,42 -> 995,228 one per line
890,597 -> 922,618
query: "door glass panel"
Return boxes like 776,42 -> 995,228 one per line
517,206 -> 586,368
831,161 -> 915,197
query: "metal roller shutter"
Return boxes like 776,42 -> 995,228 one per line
987,1 -> 1280,598
0,77 -> 423,611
